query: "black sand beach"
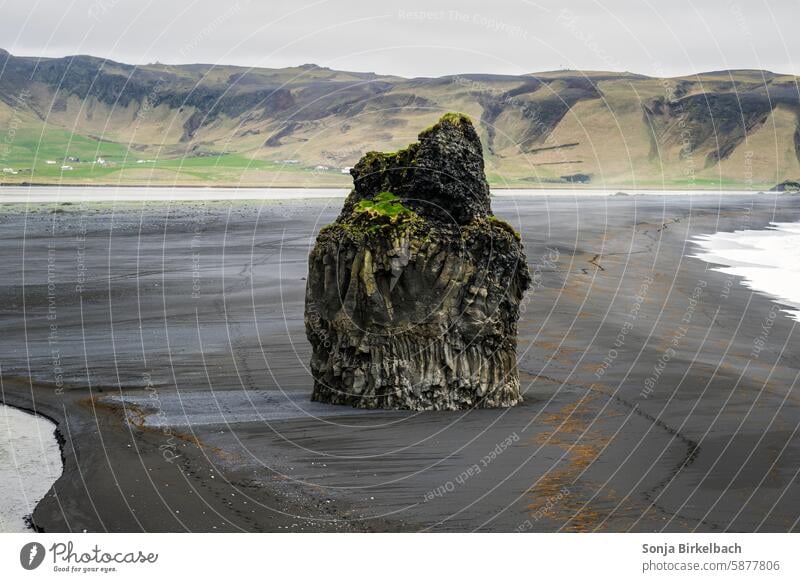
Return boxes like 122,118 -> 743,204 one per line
1,193 -> 799,532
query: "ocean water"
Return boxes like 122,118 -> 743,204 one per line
0,404 -> 62,532
692,222 -> 800,321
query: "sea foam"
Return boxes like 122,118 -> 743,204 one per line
692,222 -> 800,321
0,405 -> 62,532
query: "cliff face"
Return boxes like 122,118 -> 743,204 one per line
304,113 -> 530,410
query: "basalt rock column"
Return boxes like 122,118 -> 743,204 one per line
305,113 -> 530,410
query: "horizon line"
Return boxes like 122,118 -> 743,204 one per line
0,48 -> 790,81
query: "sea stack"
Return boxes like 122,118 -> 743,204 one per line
304,113 -> 530,410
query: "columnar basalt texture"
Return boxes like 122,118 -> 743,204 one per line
305,113 -> 530,410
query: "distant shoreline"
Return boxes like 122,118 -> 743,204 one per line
0,185 -> 783,205
0,182 -> 775,192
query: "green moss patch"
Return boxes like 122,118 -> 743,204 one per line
354,191 -> 414,220
419,112 -> 473,138
322,191 -> 424,240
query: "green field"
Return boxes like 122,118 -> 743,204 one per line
1,126 -> 354,187
1,126 -> 770,190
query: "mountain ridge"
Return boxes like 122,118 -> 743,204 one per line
2,49 -> 799,189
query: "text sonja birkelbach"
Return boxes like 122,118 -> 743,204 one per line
642,542 -> 743,557
47,541 -> 158,573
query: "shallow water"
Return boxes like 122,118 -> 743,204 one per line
0,404 -> 62,532
692,221 -> 800,321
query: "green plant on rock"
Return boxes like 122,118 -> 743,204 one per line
351,191 -> 421,233
419,112 -> 473,138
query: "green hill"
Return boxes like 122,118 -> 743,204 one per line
1,49 -> 798,189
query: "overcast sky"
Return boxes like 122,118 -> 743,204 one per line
2,0 -> 798,77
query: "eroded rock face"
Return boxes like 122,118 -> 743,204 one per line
305,113 -> 530,410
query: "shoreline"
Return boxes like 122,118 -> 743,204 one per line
0,185 -> 790,206
0,400 -> 63,532
0,377 -> 398,533
691,222 -> 800,321
0,181 -> 782,192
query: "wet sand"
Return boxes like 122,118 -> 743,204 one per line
1,193 -> 799,532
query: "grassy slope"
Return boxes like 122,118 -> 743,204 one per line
1,55 -> 799,189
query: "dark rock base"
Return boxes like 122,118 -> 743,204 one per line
309,336 -> 523,410
305,217 -> 528,411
